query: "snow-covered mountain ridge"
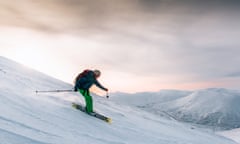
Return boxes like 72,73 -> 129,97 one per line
0,56 -> 238,144
111,88 -> 240,130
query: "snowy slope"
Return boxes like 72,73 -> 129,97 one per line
0,56 -> 237,144
159,88 -> 240,130
111,88 -> 240,130
219,128 -> 240,144
110,90 -> 191,119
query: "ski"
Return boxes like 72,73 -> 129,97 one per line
72,103 -> 112,123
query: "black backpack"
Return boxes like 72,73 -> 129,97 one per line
74,69 -> 89,91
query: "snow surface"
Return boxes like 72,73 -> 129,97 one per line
0,56 -> 238,144
219,128 -> 240,144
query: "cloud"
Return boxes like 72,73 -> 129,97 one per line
1,0 -> 240,33
226,72 -> 240,77
1,0 -> 240,91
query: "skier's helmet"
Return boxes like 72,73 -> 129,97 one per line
94,69 -> 101,77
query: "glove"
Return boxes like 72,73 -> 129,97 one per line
105,88 -> 108,92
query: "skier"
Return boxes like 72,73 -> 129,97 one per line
74,69 -> 108,113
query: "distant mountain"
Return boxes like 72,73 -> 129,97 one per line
160,88 -> 240,130
111,88 -> 240,130
111,90 -> 191,106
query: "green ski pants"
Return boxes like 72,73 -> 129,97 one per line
78,89 -> 93,113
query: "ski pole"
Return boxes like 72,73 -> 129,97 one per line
35,89 -> 74,93
106,91 -> 109,99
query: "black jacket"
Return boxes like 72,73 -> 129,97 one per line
74,70 -> 107,91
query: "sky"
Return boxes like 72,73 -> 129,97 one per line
0,0 -> 240,93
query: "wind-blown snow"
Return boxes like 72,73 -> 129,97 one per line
0,56 -> 237,144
